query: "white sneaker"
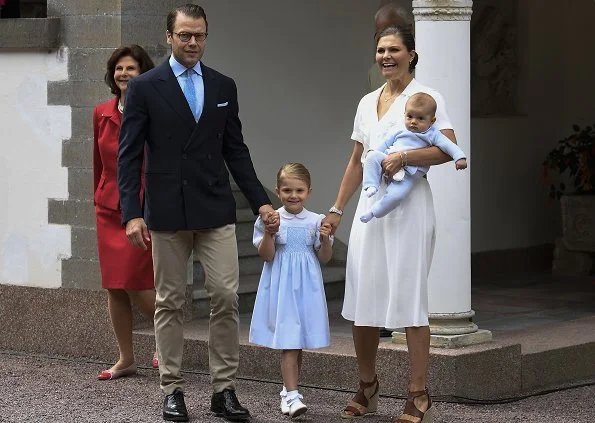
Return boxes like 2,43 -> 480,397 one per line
280,388 -> 289,415
287,393 -> 307,418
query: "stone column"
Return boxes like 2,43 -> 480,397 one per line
46,0 -> 123,289
392,0 -> 491,348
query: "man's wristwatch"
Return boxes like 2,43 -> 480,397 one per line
329,206 -> 343,216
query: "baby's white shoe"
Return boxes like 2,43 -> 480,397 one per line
280,387 -> 289,415
286,390 -> 307,418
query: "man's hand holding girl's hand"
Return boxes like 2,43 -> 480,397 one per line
264,211 -> 280,234
259,204 -> 280,234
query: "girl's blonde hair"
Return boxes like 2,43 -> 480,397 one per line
276,163 -> 311,188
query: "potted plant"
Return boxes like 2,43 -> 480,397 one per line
543,124 -> 595,252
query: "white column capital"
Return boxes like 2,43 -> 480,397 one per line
412,0 -> 473,21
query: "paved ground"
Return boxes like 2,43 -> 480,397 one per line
1,351 -> 593,423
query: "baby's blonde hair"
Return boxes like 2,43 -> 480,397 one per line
276,163 -> 311,188
406,92 -> 437,116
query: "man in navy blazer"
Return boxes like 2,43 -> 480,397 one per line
117,4 -> 277,422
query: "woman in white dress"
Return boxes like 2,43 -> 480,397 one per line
324,26 -> 460,423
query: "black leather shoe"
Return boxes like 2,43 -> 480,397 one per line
379,327 -> 394,337
210,389 -> 250,421
163,389 -> 189,422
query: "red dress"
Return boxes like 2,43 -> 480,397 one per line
93,97 -> 154,290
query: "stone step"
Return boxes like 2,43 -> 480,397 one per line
132,309 -> 595,400
236,207 -> 256,223
191,208 -> 258,281
192,255 -> 263,281
237,239 -> 257,258
190,265 -> 346,319
235,208 -> 257,242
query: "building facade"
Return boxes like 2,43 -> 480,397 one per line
1,0 -> 594,355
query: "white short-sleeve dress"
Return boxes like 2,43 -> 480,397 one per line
341,79 -> 453,328
249,207 -> 332,350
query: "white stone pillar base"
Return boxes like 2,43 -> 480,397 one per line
391,310 -> 492,348
430,310 -> 478,335
392,329 -> 492,348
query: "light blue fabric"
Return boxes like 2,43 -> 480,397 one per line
249,208 -> 331,350
361,125 -> 466,218
362,149 -> 420,218
182,69 -> 198,119
169,55 -> 204,121
376,125 -> 466,177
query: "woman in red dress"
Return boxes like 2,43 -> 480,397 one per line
93,45 -> 156,380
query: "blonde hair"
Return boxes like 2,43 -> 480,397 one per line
276,163 -> 311,188
406,92 -> 437,116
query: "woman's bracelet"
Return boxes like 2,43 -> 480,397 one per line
403,151 -> 408,167
329,206 -> 343,216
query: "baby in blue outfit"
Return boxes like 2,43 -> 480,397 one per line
360,92 -> 468,223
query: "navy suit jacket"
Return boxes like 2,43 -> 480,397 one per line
117,60 -> 270,231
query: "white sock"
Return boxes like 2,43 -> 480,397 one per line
286,390 -> 301,402
393,169 -> 406,181
364,186 -> 378,198
360,211 -> 374,223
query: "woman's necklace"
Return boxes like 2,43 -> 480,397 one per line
382,87 -> 398,102
117,100 -> 124,113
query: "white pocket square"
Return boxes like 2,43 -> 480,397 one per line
217,102 -> 229,107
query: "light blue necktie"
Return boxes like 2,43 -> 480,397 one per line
182,69 -> 198,120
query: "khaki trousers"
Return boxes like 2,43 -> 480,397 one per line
151,224 -> 240,395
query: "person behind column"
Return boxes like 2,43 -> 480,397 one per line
249,163 -> 333,418
93,44 -> 158,381
368,2 -> 412,92
360,92 -> 467,223
117,4 -> 279,422
324,25 -> 460,423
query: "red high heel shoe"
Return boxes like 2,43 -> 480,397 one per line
151,351 -> 159,369
97,363 -> 137,380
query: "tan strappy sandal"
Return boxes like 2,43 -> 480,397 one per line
340,375 -> 380,419
393,388 -> 434,423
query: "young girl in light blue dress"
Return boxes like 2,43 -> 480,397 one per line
249,163 -> 333,418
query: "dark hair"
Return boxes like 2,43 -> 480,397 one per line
376,25 -> 418,73
167,4 -> 208,34
374,3 -> 412,27
104,45 -> 155,97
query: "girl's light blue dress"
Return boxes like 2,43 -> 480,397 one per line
249,207 -> 331,350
